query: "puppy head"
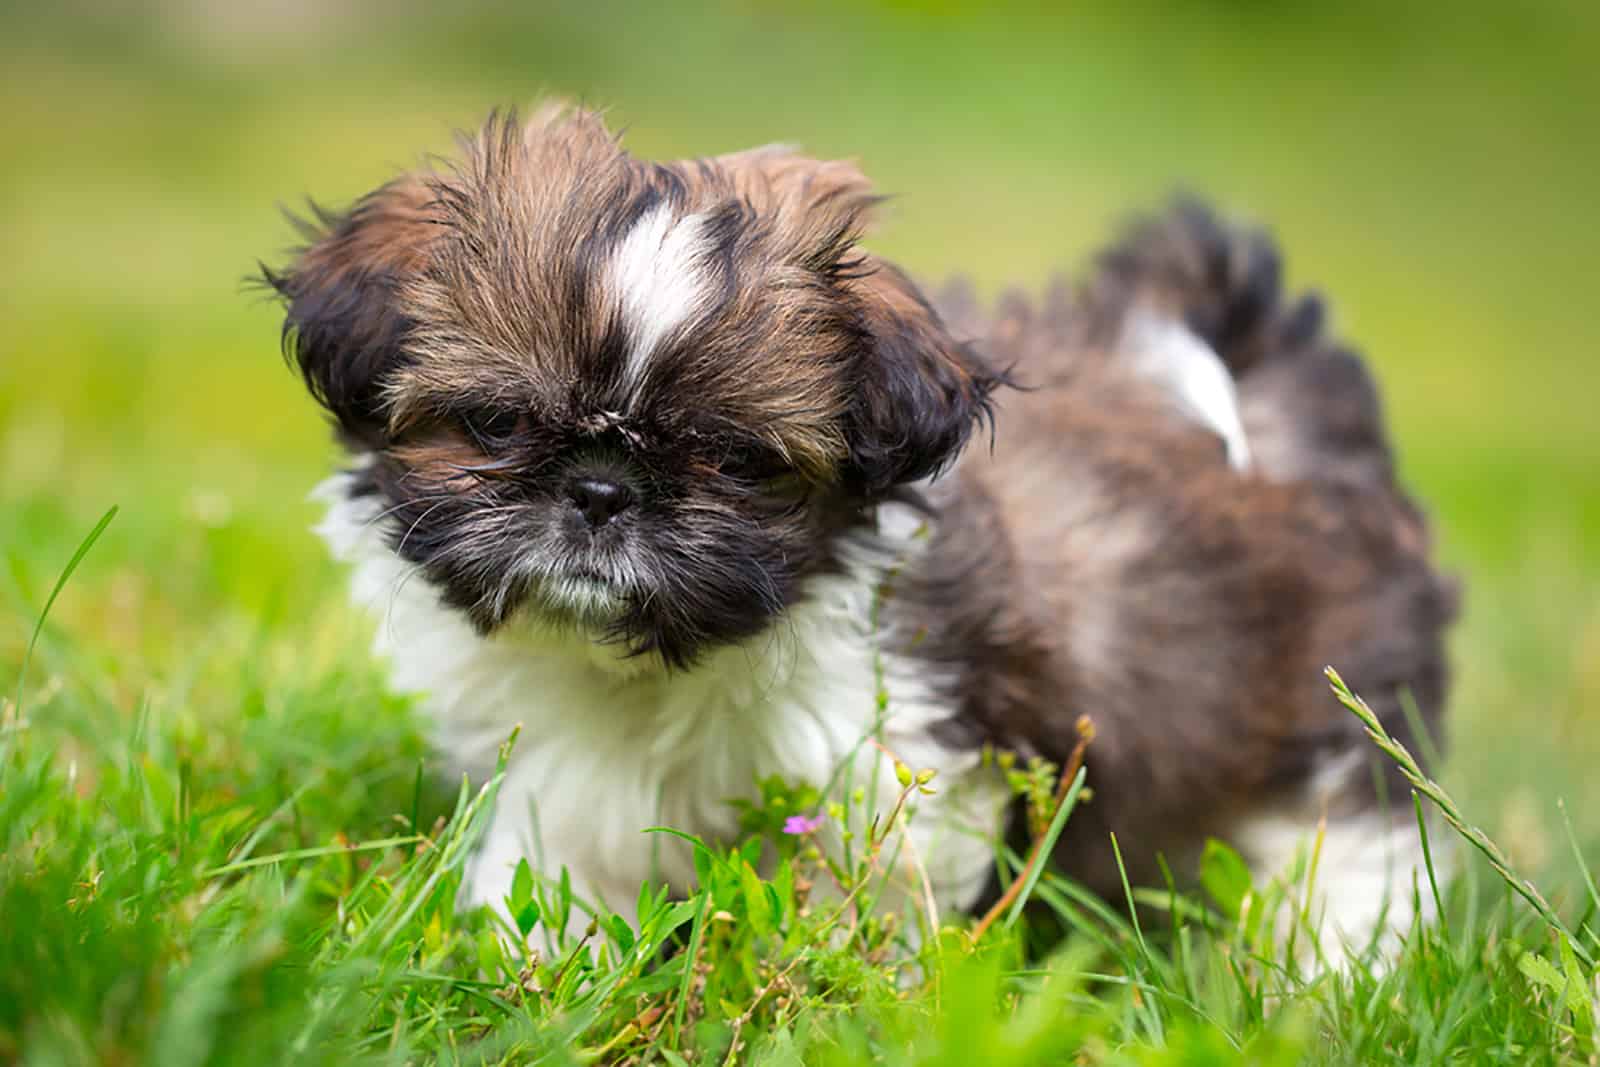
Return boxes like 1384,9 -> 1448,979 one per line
266,107 -> 998,667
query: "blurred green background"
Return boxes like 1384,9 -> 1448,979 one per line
2,2 -> 1596,884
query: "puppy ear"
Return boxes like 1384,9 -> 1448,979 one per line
842,259 -> 1002,493
262,175 -> 438,447
709,148 -> 999,491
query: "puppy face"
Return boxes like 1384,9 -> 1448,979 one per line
266,108 -> 998,667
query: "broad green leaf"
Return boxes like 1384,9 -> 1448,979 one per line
1200,838 -> 1253,918
740,860 -> 772,936
510,857 -> 533,911
1520,951 -> 1585,1013
608,913 -> 635,954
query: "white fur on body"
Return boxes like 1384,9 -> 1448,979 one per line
316,474 -> 1011,936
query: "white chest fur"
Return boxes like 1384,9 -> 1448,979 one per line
314,473 -> 1009,931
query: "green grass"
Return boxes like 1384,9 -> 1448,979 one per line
3,1 -> 1599,1062
2,523 -> 1596,1066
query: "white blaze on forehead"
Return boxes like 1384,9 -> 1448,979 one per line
1123,310 -> 1253,471
608,203 -> 716,391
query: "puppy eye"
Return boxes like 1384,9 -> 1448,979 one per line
719,447 -> 791,484
458,410 -> 527,451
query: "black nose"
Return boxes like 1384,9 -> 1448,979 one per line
567,477 -> 633,528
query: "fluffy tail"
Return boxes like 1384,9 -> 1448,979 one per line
1084,197 -> 1395,490
1085,197 -> 1461,776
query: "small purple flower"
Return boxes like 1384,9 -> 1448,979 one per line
782,813 -> 825,836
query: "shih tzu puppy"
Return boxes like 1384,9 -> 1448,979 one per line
265,106 -> 1457,958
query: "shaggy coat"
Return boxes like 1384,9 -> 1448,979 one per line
266,107 -> 1457,957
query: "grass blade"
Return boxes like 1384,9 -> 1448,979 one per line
10,504 -> 117,718
1327,666 -> 1590,967
203,835 -> 424,877
1005,765 -> 1086,929
1413,791 -> 1449,939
